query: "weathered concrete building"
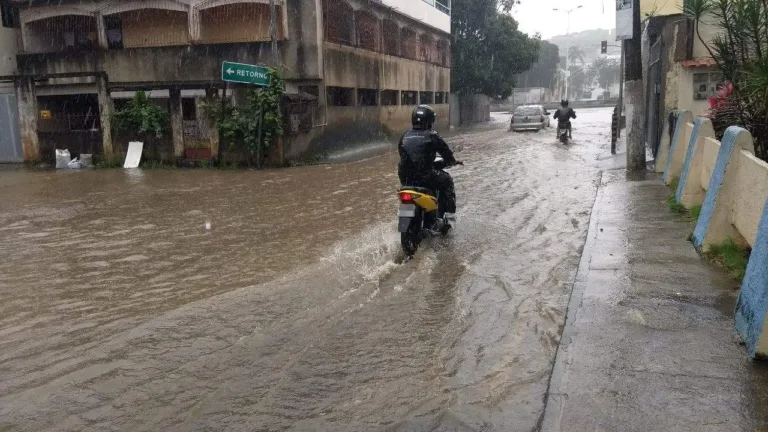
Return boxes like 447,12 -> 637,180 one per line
640,0 -> 721,157
0,4 -> 22,162
1,0 -> 451,163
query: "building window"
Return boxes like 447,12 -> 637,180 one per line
436,0 -> 451,14
419,34 -> 436,63
182,98 -> 197,121
105,15 -> 123,49
325,0 -> 354,46
693,72 -> 723,100
383,19 -> 399,56
381,90 -> 399,106
420,91 -> 434,104
1,5 -> 19,28
299,85 -> 320,97
437,39 -> 450,67
402,28 -> 418,60
327,87 -> 354,106
358,88 -> 378,106
356,11 -> 380,51
402,91 -> 418,105
435,92 -> 446,104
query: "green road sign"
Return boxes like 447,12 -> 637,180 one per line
221,61 -> 271,86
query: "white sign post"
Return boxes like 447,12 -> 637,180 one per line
616,0 -> 634,40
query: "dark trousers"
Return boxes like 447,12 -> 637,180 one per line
399,167 -> 456,214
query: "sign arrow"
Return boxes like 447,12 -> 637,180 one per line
226,68 -> 234,75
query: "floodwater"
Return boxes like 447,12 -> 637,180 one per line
0,108 -> 615,431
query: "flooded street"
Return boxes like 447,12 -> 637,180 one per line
1,108 -> 616,431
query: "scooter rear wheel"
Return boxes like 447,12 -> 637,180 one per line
401,231 -> 420,257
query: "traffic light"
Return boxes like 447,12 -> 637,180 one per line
600,41 -> 608,54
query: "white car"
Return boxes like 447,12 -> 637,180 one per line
510,105 -> 550,131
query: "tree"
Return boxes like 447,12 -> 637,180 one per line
451,0 -> 539,98
568,46 -> 586,66
205,69 -> 285,166
517,41 -> 560,88
593,56 -> 621,89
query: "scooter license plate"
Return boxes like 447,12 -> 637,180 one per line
398,204 -> 416,217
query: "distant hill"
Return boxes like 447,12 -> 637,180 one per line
548,29 -> 620,65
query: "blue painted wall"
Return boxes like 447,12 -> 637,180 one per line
675,118 -> 704,202
691,126 -> 745,249
735,199 -> 768,358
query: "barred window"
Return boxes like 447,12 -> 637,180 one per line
325,0 -> 354,46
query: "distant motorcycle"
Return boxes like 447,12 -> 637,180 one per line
557,121 -> 570,145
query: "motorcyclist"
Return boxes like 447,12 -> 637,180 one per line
553,99 -> 576,138
398,105 -> 461,226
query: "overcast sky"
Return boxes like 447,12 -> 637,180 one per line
511,0 -> 617,39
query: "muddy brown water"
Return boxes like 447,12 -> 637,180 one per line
0,109 -> 615,431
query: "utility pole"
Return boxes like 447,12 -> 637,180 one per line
624,0 -> 645,171
553,5 -> 582,100
617,43 -> 624,140
269,0 -> 278,63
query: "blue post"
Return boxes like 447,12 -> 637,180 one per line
675,118 -> 704,202
691,126 -> 748,249
735,198 -> 768,358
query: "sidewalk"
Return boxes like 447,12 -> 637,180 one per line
540,169 -> 768,431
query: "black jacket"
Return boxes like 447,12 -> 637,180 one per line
554,107 -> 576,122
398,129 -> 456,176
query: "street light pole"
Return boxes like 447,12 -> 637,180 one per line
553,5 -> 582,100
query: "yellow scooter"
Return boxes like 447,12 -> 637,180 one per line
397,157 -> 461,257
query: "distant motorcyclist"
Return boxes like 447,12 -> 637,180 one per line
398,105 -> 461,225
553,99 -> 576,138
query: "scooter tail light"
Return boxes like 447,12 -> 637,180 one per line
400,193 -> 414,203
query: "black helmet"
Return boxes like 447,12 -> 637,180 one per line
561,99 -> 569,107
412,105 -> 436,130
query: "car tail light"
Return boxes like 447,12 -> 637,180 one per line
540,115 -> 544,122
510,117 -> 515,124
400,192 -> 414,203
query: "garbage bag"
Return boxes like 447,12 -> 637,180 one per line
80,154 -> 93,168
68,158 -> 82,169
55,149 -> 71,169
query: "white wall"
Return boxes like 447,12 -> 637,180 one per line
379,0 -> 450,34
0,27 -> 18,93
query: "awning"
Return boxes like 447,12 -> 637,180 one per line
681,58 -> 717,68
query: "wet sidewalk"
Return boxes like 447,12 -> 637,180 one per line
541,169 -> 768,431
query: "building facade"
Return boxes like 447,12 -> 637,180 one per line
0,4 -> 22,162
1,0 -> 451,163
640,0 -> 721,156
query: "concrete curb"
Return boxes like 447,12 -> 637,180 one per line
663,110 -> 693,184
675,117 -> 713,207
735,200 -> 768,359
692,126 -> 753,250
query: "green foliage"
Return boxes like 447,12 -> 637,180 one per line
689,204 -> 703,220
451,0 -> 539,98
185,139 -> 209,149
667,195 -> 687,213
517,41 -> 560,88
206,69 -> 285,160
94,157 -> 123,169
568,46 -> 586,65
684,0 -> 768,161
705,237 -> 750,280
593,56 -> 622,90
113,91 -> 169,139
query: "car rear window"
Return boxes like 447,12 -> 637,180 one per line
514,106 -> 541,116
